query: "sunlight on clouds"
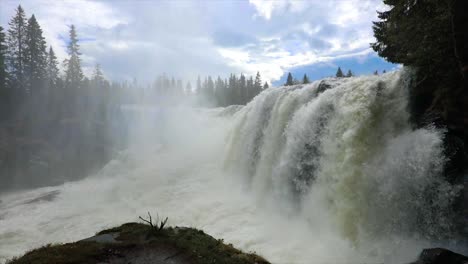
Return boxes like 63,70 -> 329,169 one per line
218,48 -> 251,65
1,0 -> 128,73
0,0 -> 389,83
248,0 -> 277,20
109,41 -> 130,51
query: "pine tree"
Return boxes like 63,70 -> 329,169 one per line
46,46 -> 60,117
335,67 -> 344,77
254,71 -> 262,95
25,14 -> 47,94
302,74 -> 310,84
46,46 -> 59,88
7,5 -> 28,91
246,76 -> 254,102
263,81 -> 269,89
196,75 -> 201,93
382,70 -> 387,74
0,26 -> 9,119
373,70 -> 378,75
0,26 -> 7,89
92,63 -> 105,86
346,70 -> 353,77
239,73 -> 246,104
285,72 -> 294,86
371,0 -> 457,78
64,25 -> 83,88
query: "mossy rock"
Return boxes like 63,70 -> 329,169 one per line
7,222 -> 270,264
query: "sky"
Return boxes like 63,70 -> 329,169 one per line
0,0 -> 398,85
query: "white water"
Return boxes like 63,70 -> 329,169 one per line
0,70 -> 464,263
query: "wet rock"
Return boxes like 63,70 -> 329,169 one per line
410,248 -> 468,264
316,80 -> 331,94
80,232 -> 120,244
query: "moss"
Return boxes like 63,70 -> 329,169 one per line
8,223 -> 270,264
6,242 -> 130,264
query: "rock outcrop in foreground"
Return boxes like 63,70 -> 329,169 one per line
7,223 -> 269,264
7,222 -> 468,264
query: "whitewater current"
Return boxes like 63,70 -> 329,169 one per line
0,70 -> 465,263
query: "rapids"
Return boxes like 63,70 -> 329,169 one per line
0,70 -> 465,263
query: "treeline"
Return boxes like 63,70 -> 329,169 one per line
128,72 -> 269,107
0,5 -> 127,191
0,5 -> 269,191
283,67 -> 355,86
196,72 -> 268,106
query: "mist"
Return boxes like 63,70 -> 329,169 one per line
1,1 -> 468,264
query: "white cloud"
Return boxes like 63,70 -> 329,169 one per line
1,0 -> 388,83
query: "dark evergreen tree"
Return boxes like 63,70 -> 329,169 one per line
302,74 -> 310,84
335,67 -> 344,77
239,73 -> 246,104
0,26 -> 7,89
373,70 -> 378,75
254,71 -> 262,95
46,46 -> 59,88
64,25 -> 83,89
196,75 -> 201,93
6,5 -> 28,92
263,81 -> 269,89
285,72 -> 294,86
25,14 -> 47,95
346,70 -> 353,77
92,63 -> 105,86
0,26 -> 9,120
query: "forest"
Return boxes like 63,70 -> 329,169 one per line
1,0 -> 468,263
0,5 -> 270,191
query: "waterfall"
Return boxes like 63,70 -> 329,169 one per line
225,69 -> 460,242
1,70 -> 464,264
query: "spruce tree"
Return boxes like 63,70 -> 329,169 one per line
239,73 -> 246,104
64,25 -> 83,89
25,14 -> 47,94
346,70 -> 353,77
247,75 -> 254,102
92,63 -> 105,87
46,46 -> 59,88
302,74 -> 310,84
46,46 -> 60,117
335,67 -> 344,77
7,5 -> 28,91
0,26 -> 9,119
263,81 -> 269,89
0,26 -> 7,89
254,71 -> 262,95
371,0 -> 457,79
285,72 -> 294,86
196,75 -> 201,93
373,70 -> 378,75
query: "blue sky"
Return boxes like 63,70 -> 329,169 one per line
274,54 -> 398,86
0,0 -> 396,85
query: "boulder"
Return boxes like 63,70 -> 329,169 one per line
410,248 -> 468,264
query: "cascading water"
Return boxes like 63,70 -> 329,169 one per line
226,70 -> 460,242
0,70 -> 464,264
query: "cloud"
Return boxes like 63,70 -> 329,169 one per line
1,0 -> 391,84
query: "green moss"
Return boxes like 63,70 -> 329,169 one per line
7,242 -> 126,264
8,223 -> 270,264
